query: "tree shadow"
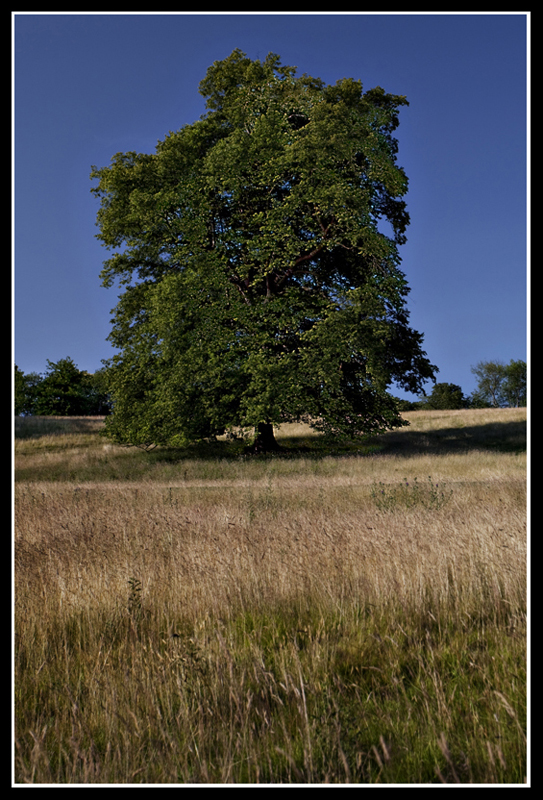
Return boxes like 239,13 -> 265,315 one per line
14,416 -> 106,439
15,414 -> 525,463
148,418 -> 526,464
366,419 -> 526,458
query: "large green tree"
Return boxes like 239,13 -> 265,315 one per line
91,49 -> 437,450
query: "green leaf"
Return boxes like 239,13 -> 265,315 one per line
92,50 -> 437,449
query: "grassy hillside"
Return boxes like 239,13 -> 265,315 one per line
14,408 -> 527,784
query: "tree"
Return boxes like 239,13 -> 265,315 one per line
33,357 -> 86,415
14,361 -> 111,416
14,365 -> 43,416
32,358 -> 109,416
470,360 -> 526,408
91,49 -> 437,451
470,361 -> 506,407
86,367 -> 113,415
501,360 -> 527,408
14,365 -> 27,415
423,382 -> 467,410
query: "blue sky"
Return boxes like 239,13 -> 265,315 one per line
13,12 -> 529,401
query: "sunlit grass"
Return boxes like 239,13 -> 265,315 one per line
14,408 -> 527,784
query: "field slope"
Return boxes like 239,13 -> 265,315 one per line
14,408 -> 527,784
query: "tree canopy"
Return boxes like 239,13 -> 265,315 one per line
91,49 -> 437,450
471,360 -> 527,408
14,360 -> 110,417
422,382 -> 467,410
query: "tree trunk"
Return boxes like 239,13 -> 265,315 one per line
250,422 -> 281,454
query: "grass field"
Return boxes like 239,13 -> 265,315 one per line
13,408 -> 528,784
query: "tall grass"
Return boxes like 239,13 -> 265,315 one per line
14,409 -> 527,784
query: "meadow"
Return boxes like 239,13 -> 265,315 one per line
14,408 -> 527,784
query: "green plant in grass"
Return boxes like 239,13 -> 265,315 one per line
371,475 -> 453,512
127,577 -> 143,624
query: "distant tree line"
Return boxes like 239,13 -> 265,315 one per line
397,360 -> 527,411
14,357 -> 526,418
14,358 -> 111,416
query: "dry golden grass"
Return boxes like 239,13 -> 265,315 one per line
14,464 -> 526,621
13,408 -> 527,784
14,407 -> 526,484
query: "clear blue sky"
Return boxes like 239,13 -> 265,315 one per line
13,12 -> 528,401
